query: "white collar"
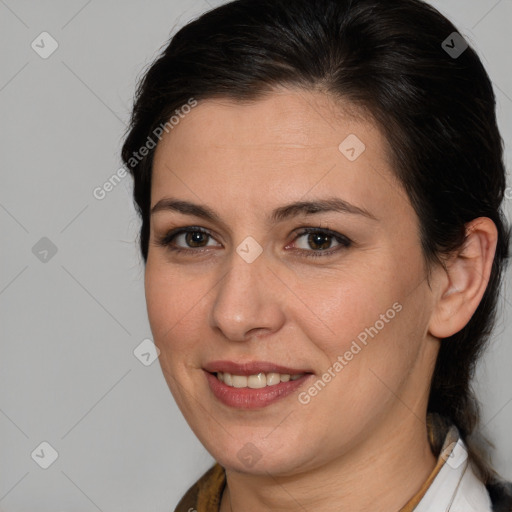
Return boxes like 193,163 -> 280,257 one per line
414,429 -> 492,512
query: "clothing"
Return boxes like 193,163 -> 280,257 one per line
174,416 -> 512,511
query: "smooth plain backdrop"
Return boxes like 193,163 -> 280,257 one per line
1,0 -> 511,510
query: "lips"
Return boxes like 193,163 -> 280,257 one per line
202,360 -> 315,409
203,360 -> 313,376
204,369 -> 313,409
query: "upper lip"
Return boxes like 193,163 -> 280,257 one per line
203,360 -> 313,376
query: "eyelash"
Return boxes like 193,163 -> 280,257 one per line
155,226 -> 352,258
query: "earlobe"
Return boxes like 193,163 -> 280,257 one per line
428,217 -> 498,339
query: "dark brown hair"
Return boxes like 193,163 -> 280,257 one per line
121,0 -> 510,484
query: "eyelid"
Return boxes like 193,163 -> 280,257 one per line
155,225 -> 352,257
287,227 -> 352,256
156,226 -> 221,249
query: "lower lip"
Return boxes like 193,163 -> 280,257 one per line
204,371 -> 312,409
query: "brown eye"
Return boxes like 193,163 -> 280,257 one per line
183,230 -> 210,247
291,228 -> 352,258
156,227 -> 221,252
305,232 -> 333,250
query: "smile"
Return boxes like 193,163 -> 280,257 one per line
216,371 -> 305,388
204,370 -> 313,409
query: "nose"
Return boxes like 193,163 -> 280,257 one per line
209,247 -> 286,342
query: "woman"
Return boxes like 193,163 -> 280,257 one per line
121,0 -> 512,510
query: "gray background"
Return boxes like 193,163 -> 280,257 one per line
0,0 -> 511,510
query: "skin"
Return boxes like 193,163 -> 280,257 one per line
145,88 -> 497,512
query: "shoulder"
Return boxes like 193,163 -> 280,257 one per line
174,463 -> 226,512
487,480 -> 512,512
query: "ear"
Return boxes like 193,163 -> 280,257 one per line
428,217 -> 498,339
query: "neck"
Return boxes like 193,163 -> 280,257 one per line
220,412 -> 437,512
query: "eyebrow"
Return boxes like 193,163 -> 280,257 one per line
150,197 -> 378,223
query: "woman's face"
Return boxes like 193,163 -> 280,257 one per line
145,89 -> 440,475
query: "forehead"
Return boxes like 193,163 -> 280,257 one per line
155,89 -> 378,154
150,89 -> 405,219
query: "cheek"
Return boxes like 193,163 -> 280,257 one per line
295,260 -> 423,399
144,262 -> 210,412
144,260 -> 207,359
295,262 -> 402,356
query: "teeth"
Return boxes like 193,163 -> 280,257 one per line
216,371 -> 306,388
248,373 -> 266,389
266,373 -> 281,386
232,375 -> 248,388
